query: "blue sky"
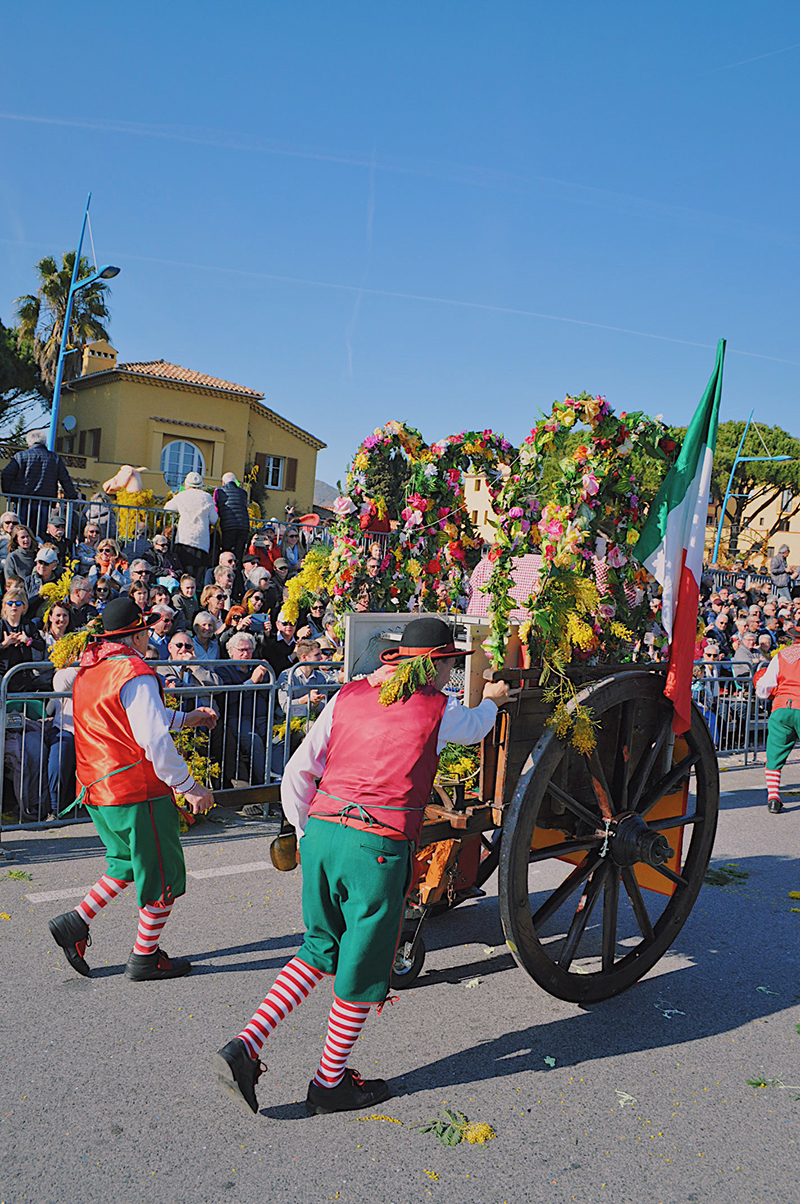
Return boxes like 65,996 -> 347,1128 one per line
1,2 -> 798,483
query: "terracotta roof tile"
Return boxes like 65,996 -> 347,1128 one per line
118,359 -> 263,399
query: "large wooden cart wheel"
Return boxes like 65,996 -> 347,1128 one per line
498,671 -> 719,1003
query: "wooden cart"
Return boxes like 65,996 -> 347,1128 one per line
391,664 -> 719,1003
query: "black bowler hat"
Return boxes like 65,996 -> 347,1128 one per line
94,596 -> 159,639
380,616 -> 473,664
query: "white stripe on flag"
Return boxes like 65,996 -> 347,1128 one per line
643,445 -> 713,642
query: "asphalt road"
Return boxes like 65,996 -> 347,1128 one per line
0,755 -> 798,1204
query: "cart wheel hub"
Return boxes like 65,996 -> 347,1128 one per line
610,812 -> 672,868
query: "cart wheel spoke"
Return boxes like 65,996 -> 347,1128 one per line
627,717 -> 672,812
528,836 -> 601,864
602,866 -> 621,972
558,864 -> 608,970
620,866 -> 655,941
612,698 -> 637,812
585,747 -> 616,818
638,752 -> 700,818
546,781 -> 601,829
649,813 -> 703,832
652,862 -> 689,890
532,853 -> 600,929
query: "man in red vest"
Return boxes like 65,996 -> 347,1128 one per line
214,616 -> 513,1117
756,622 -> 800,814
48,597 -> 217,980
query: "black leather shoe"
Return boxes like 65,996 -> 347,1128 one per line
125,948 -> 192,980
306,1068 -> 390,1115
48,910 -> 91,977
768,799 -> 783,814
213,1038 -> 264,1115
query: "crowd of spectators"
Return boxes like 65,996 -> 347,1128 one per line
693,565 -> 800,742
0,455 -> 337,823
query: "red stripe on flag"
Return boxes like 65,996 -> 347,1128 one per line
664,551 -> 700,735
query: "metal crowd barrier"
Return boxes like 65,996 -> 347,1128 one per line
0,492 -> 333,566
0,656 -> 339,831
692,658 -> 768,763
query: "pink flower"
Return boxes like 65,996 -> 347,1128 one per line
333,496 -> 356,517
607,545 -> 628,568
581,472 -> 600,497
509,506 -> 524,519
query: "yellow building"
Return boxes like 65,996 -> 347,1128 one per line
706,487 -> 800,567
463,472 -> 500,542
54,340 -> 325,510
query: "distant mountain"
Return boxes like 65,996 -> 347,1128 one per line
314,479 -> 339,509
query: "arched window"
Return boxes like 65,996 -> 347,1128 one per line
160,440 -> 205,490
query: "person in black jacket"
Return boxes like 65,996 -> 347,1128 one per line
213,473 -> 251,566
1,431 -> 78,539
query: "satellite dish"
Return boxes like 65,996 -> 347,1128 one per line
62,415 -> 77,432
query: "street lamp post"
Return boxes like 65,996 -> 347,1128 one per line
47,192 -> 120,452
711,408 -> 792,562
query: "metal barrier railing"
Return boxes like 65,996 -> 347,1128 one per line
0,492 -> 333,572
0,656 -> 339,830
692,657 -> 768,763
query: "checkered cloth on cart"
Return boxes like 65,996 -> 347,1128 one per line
467,554 -> 544,622
467,553 -> 637,623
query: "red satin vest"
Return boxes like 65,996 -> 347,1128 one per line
308,678 -> 447,843
772,644 -> 800,711
73,651 -> 169,807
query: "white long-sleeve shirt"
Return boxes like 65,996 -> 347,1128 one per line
755,655 -> 779,699
119,675 -> 197,796
281,691 -> 498,838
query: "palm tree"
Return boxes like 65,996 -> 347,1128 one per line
15,251 -> 113,397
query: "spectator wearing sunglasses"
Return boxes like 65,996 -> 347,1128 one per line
92,576 -> 117,613
25,545 -> 61,600
200,584 -> 228,632
0,587 -> 46,687
281,527 -> 303,575
0,511 -> 20,569
159,632 -> 223,716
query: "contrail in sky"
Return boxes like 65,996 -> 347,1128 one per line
107,247 -> 800,368
700,40 -> 800,75
1,232 -> 796,365
344,147 -> 377,376
0,109 -> 795,249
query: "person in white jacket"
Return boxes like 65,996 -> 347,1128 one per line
163,472 -> 218,576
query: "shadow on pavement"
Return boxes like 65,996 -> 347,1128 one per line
719,787 -> 800,813
392,851 -> 798,1097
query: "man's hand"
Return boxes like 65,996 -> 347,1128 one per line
182,784 -> 215,815
483,679 -> 518,706
251,663 -> 269,684
183,706 -> 218,730
296,625 -> 312,639
309,689 -> 325,705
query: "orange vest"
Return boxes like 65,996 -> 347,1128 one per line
772,645 -> 800,711
73,652 -> 169,807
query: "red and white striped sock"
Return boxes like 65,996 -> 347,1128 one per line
765,768 -> 781,803
132,902 -> 174,956
313,999 -> 371,1089
237,957 -> 325,1060
75,875 -> 129,924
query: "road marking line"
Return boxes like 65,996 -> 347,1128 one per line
187,860 -> 272,880
27,887 -> 89,903
25,860 -> 273,900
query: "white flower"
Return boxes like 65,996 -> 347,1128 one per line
424,463 -> 438,478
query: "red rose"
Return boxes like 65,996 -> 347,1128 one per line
427,559 -> 441,574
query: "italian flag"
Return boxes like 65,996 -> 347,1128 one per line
636,338 -> 726,734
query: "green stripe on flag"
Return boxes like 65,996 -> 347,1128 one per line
636,338 -> 725,565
